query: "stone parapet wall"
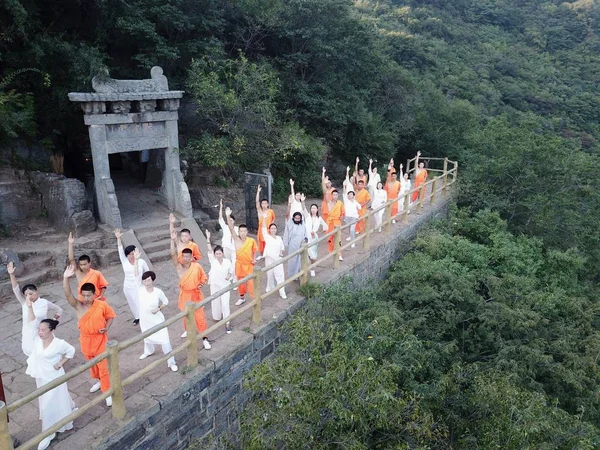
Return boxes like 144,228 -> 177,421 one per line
79,197 -> 452,450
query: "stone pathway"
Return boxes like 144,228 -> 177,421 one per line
2,184 -> 444,449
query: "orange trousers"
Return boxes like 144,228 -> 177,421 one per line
327,220 -> 342,252
181,304 -> 207,333
236,262 -> 255,298
83,353 -> 110,393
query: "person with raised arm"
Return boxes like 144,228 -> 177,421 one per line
134,254 -> 178,371
68,232 -> 109,302
227,206 -> 258,306
218,199 -> 238,268
205,230 -> 234,333
343,166 -> 362,248
170,230 -> 211,349
354,178 -> 371,235
25,315 -> 77,450
384,158 -> 401,224
283,193 -> 308,280
303,202 -> 327,277
287,179 -> 304,220
256,184 -> 275,257
371,181 -> 388,232
367,158 -> 381,198
321,167 -> 334,222
7,261 -> 62,356
352,156 -> 367,187
412,151 -> 428,203
261,213 -> 287,300
114,228 -> 149,326
63,265 -> 116,405
325,177 -> 346,260
169,213 -> 202,264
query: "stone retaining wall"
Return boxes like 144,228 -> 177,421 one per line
93,197 -> 452,450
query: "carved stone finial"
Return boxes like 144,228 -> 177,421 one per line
92,66 -> 169,94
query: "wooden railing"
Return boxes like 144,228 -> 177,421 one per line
0,157 -> 458,450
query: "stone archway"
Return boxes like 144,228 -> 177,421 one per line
68,66 -> 192,228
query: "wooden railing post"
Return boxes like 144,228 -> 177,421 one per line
334,225 -> 342,268
430,178 -> 438,205
0,401 -> 14,450
252,268 -> 262,324
442,158 -> 449,196
402,193 -> 410,224
300,243 -> 309,286
106,341 -> 126,419
185,303 -> 198,368
384,202 -> 392,235
363,211 -> 371,250
417,184 -> 425,214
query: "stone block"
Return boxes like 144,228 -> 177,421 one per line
0,248 -> 23,277
0,168 -> 41,226
70,210 -> 97,236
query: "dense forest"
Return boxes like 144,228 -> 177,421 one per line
2,0 -> 600,447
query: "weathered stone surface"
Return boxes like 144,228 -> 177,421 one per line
70,210 -> 97,236
0,168 -> 42,225
92,66 -> 169,94
0,249 -> 23,276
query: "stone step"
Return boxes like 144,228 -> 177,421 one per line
21,254 -> 56,274
0,267 -> 59,299
146,248 -> 172,264
136,228 -> 171,246
141,239 -> 170,255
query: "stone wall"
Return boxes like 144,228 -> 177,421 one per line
90,197 -> 452,450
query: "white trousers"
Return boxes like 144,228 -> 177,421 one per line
143,341 -> 176,367
123,286 -> 140,319
223,247 -> 238,282
210,285 -> 231,321
374,208 -> 385,227
265,256 -> 286,297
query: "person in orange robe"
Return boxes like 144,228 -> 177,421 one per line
321,167 -> 334,222
326,190 -> 345,259
63,265 -> 116,406
170,236 -> 212,349
169,213 -> 202,264
226,207 -> 258,306
354,180 -> 371,234
255,185 -> 275,255
412,151 -> 428,203
384,158 -> 401,222
68,233 -> 109,302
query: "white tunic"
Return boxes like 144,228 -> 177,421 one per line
367,171 -> 381,192
371,189 -> 388,210
118,245 -> 149,289
26,336 -> 76,433
305,215 -> 328,260
14,285 -> 63,356
343,198 -> 361,219
289,200 -> 303,219
138,287 -> 172,345
218,217 -> 239,253
207,253 -> 233,290
263,232 -> 285,261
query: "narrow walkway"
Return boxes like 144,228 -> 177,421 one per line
2,186 -> 447,449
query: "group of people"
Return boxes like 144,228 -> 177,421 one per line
5,152 -> 428,449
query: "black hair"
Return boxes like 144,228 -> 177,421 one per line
78,255 -> 91,263
22,283 -> 37,295
310,204 -> 320,217
269,223 -> 278,229
260,198 -> 269,204
182,248 -> 193,255
180,228 -> 191,234
239,224 -> 248,230
229,214 -> 235,221
331,189 -> 339,194
347,191 -> 355,196
80,282 -> 96,294
213,245 -> 224,253
357,180 -> 365,184
124,245 -> 136,257
142,271 -> 156,281
292,212 -> 303,223
40,319 -> 59,331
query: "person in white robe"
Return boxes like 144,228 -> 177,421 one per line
25,316 -> 76,450
303,203 -> 328,277
7,261 -> 63,356
367,158 -> 381,198
205,230 -> 234,333
135,263 -> 177,371
371,181 -> 388,232
218,200 -> 238,282
283,208 -> 308,277
262,220 -> 287,299
287,179 -> 304,220
114,229 -> 149,325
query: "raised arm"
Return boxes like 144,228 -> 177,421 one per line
63,265 -> 79,309
7,261 -> 25,305
415,151 -> 421,170
67,232 -> 76,267
25,298 -> 36,323
368,158 -> 374,175
206,230 -> 214,260
387,158 -> 395,183
133,248 -> 141,279
321,167 -> 328,196
399,163 -> 404,179
343,166 -> 351,195
170,230 -> 179,267
225,207 -> 238,244
255,184 -> 261,215
352,156 -> 360,184
114,228 -> 128,265
169,213 -> 177,240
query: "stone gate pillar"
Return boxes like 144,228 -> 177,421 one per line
68,67 -> 193,228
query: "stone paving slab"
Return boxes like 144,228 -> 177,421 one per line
2,184 -> 446,449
